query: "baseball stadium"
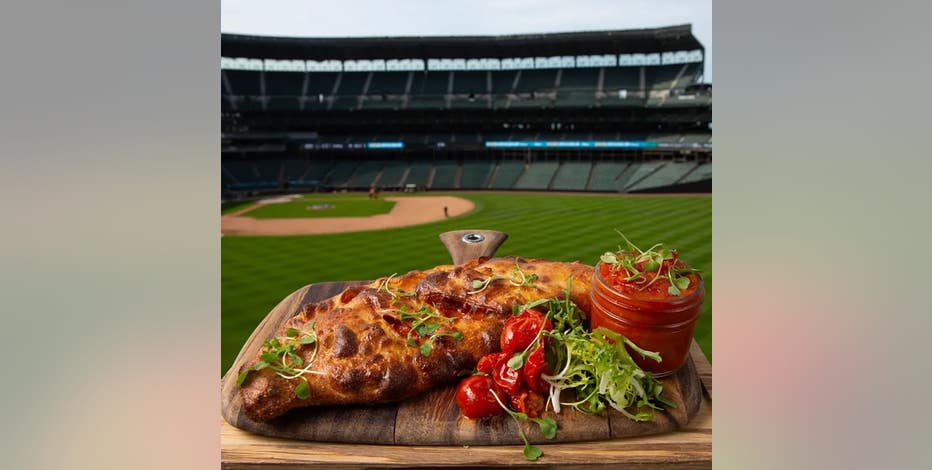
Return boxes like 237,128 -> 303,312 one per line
220,25 -> 712,373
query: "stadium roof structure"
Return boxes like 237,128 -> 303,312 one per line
222,24 -> 702,60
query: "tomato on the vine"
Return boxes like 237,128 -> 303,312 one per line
455,375 -> 503,419
501,309 -> 552,354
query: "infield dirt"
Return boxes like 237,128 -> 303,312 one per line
221,196 -> 475,236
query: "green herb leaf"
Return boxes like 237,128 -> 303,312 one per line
298,335 -> 317,345
290,354 -> 304,367
260,352 -> 278,364
675,276 -> 690,290
285,327 -> 300,337
294,379 -> 310,399
507,353 -> 526,370
450,331 -> 464,340
523,444 -> 542,461
236,369 -> 251,386
600,252 -> 618,264
533,418 -> 558,439
252,361 -> 268,371
667,284 -> 681,296
644,260 -> 660,272
471,280 -> 483,289
415,322 -> 440,336
419,342 -> 433,356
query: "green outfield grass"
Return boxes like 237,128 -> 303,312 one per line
238,195 -> 396,219
221,192 -> 711,373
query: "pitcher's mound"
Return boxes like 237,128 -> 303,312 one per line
221,196 -> 474,236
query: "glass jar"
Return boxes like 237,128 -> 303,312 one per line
589,260 -> 705,377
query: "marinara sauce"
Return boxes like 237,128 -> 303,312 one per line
590,253 -> 704,377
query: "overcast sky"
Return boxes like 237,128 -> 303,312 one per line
222,0 -> 712,82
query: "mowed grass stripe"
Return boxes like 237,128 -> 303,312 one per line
222,193 -> 711,372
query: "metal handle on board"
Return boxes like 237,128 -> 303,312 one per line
438,230 -> 509,264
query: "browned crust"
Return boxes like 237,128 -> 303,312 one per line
238,257 -> 594,422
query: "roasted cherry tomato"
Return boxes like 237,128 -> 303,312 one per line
509,389 -> 547,418
477,352 -> 509,375
455,375 -> 503,419
493,358 -> 523,396
501,309 -> 552,354
523,345 -> 551,394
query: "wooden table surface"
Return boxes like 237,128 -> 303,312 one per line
221,341 -> 711,469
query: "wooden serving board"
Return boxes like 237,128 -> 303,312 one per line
220,230 -> 705,446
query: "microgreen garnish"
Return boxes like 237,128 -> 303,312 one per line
467,260 -> 539,295
600,229 -> 701,296
388,303 -> 463,356
512,279 -> 672,420
377,273 -> 418,303
237,321 -> 323,399
490,390 -> 558,461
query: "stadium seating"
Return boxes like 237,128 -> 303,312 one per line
376,161 -> 409,188
346,161 -> 383,188
254,159 -> 283,182
549,161 -> 593,191
235,96 -> 265,111
513,162 -> 559,190
225,71 -> 262,96
224,63 -> 705,112
602,67 -> 641,91
281,159 -> 309,181
586,162 -> 628,191
459,161 -> 495,189
627,162 -> 696,191
305,73 -> 339,95
264,72 -> 305,96
452,71 -> 488,94
224,161 -> 258,183
430,161 -> 458,189
222,157 -> 710,193
301,161 -> 333,183
649,134 -> 682,143
338,72 -> 369,95
415,71 -> 450,95
330,95 -> 360,111
361,95 -> 404,110
404,162 -> 433,188
646,65 -> 683,90
676,63 -> 702,88
559,68 -> 599,89
266,96 -> 300,111
324,161 -> 358,187
682,134 -> 709,143
679,162 -> 712,183
490,71 -> 519,94
556,90 -> 597,107
488,161 -> 526,189
221,29 -> 710,197
366,72 -> 409,95
514,70 -> 557,93
620,161 -> 665,191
